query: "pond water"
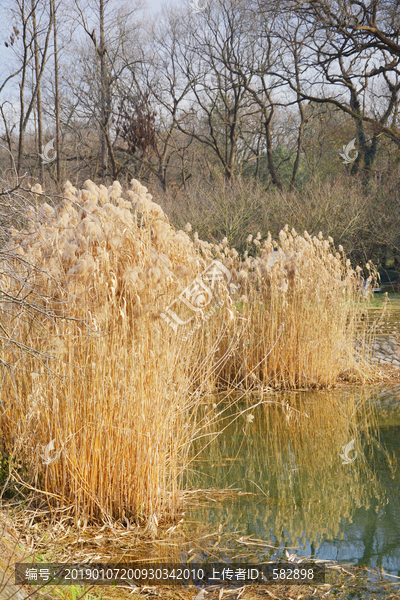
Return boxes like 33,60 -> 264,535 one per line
185,386 -> 400,577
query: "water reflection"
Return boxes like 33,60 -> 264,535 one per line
185,388 -> 399,574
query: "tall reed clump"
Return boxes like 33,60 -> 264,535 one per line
0,179 -> 232,525
200,227 -> 376,389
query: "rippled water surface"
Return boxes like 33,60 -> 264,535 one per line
185,386 -> 400,576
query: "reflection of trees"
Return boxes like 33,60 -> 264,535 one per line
359,501 -> 380,566
186,389 -> 392,557
357,425 -> 400,568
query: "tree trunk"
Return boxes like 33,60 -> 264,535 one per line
51,0 -> 61,187
31,0 -> 44,183
264,118 -> 282,190
17,4 -> 28,176
99,0 -> 108,180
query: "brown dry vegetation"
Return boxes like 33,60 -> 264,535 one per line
0,178 -> 381,527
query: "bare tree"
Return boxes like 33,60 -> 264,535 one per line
178,2 -> 256,181
31,0 -> 44,183
4,0 -> 54,174
70,0 -> 144,181
283,0 -> 400,176
143,7 -> 198,190
51,0 -> 61,186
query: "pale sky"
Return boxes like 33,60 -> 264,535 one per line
146,0 -> 165,11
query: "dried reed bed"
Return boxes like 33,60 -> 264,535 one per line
0,179 -> 231,525
0,178 -> 377,525
205,228 -> 377,389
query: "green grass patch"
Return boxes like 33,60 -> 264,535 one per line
366,291 -> 400,308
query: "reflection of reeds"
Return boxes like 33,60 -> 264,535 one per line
187,389 -> 386,551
